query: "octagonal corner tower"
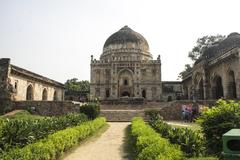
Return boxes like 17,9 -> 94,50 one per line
90,26 -> 162,101
100,25 -> 153,61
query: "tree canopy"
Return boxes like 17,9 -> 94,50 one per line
64,78 -> 90,93
188,35 -> 225,61
178,34 -> 225,80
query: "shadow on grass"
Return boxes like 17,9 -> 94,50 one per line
122,124 -> 136,160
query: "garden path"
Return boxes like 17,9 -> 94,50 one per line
63,122 -> 130,160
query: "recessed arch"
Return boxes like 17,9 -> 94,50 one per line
118,68 -> 134,98
42,88 -> 48,100
142,89 -> 146,98
26,84 -> 33,100
53,90 -> 58,101
228,70 -> 237,98
212,75 -> 224,99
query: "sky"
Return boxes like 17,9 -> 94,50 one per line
1,0 -> 240,83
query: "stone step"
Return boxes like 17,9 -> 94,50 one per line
100,110 -> 145,122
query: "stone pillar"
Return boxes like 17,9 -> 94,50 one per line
203,75 -> 208,100
236,78 -> 240,99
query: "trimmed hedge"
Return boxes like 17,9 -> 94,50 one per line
131,117 -> 184,160
149,117 -> 205,157
1,117 -> 106,160
0,113 -> 88,152
188,157 -> 218,160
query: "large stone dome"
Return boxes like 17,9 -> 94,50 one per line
101,26 -> 152,60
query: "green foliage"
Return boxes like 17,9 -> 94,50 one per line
178,64 -> 193,80
187,157 -> 218,160
188,35 -> 225,61
1,117 -> 106,160
131,117 -> 184,160
65,78 -> 90,92
0,113 -> 87,152
80,102 -> 100,120
197,99 -> 240,155
149,116 -> 205,157
1,110 -> 43,120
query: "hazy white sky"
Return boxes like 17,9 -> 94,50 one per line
1,0 -> 240,83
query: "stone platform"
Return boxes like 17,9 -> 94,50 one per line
100,100 -> 216,122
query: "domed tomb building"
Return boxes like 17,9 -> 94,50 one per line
90,26 -> 162,100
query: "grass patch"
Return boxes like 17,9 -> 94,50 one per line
1,110 -> 44,120
168,122 -> 201,132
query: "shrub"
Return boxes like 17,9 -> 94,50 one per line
131,117 -> 184,160
197,99 -> 240,155
0,113 -> 87,152
1,117 -> 106,160
149,116 -> 205,157
80,102 -> 100,119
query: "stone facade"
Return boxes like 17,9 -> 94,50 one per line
162,81 -> 182,101
90,26 -> 162,101
0,58 -> 65,102
182,33 -> 240,100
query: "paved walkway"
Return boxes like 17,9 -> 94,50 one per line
63,122 -> 130,160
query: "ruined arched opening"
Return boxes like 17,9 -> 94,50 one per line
228,71 -> 237,98
42,88 -> 48,100
26,85 -> 33,100
212,76 -> 224,99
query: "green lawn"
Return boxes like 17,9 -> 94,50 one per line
1,110 -> 44,120
167,121 -> 201,132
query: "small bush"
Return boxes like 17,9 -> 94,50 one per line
131,117 -> 184,160
1,117 -> 106,160
80,102 -> 100,119
197,99 -> 240,155
0,113 -> 87,152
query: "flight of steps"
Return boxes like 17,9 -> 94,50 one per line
100,102 -> 168,122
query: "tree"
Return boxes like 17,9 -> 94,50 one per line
178,64 -> 192,80
178,34 -> 225,80
64,78 -> 90,93
188,35 -> 225,61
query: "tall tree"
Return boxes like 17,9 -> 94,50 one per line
188,35 -> 225,61
65,78 -> 90,92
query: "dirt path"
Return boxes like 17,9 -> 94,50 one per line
63,122 -> 130,160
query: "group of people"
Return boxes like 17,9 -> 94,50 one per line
181,103 -> 199,122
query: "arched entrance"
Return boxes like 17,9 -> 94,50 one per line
121,91 -> 130,97
212,76 -> 224,99
26,85 -> 33,100
228,71 -> 237,98
42,88 -> 48,100
118,69 -> 134,98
